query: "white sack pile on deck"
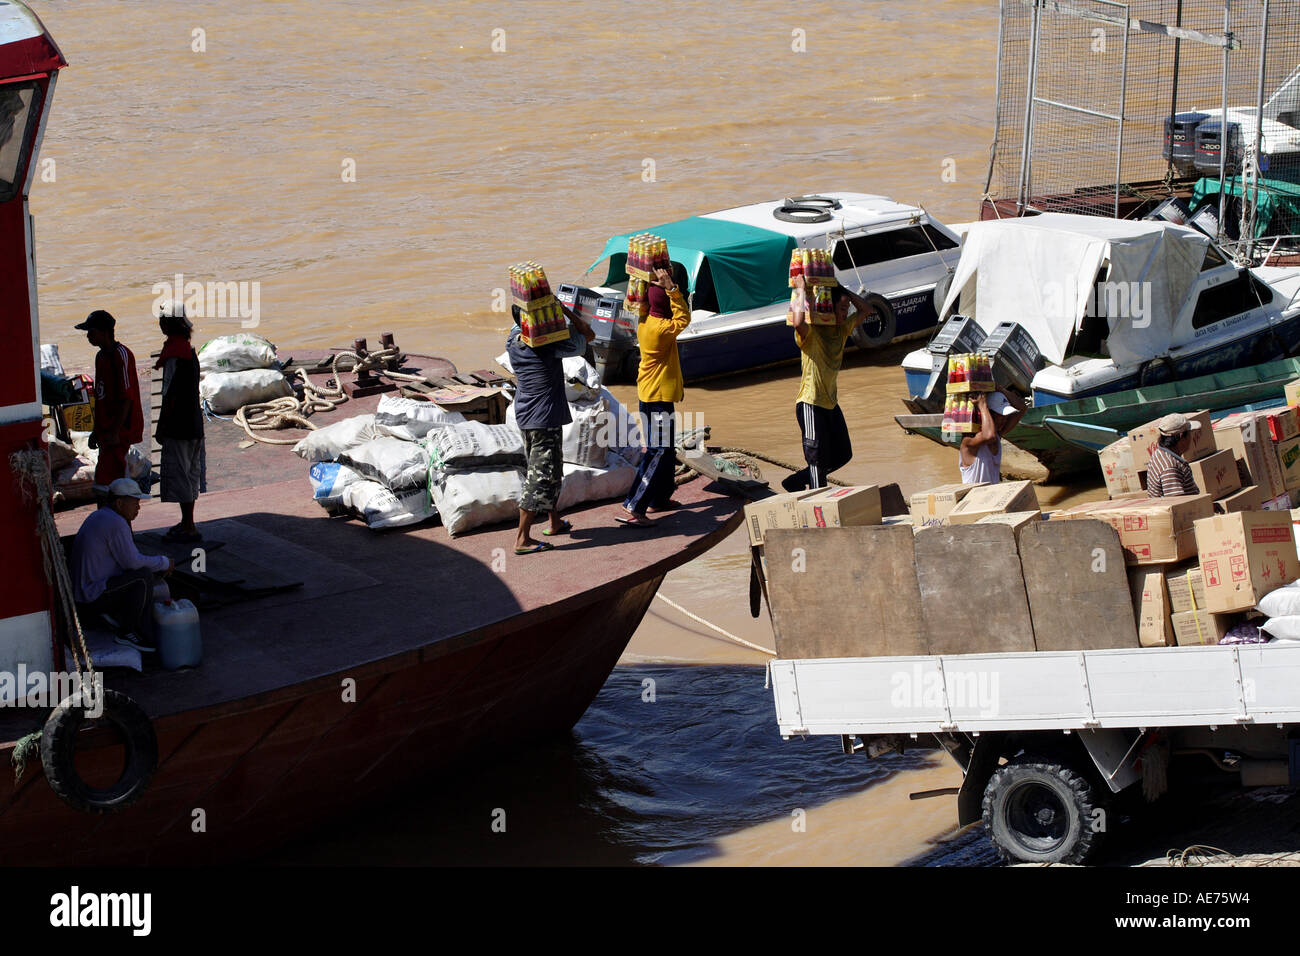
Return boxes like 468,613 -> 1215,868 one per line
294,359 -> 642,533
198,333 -> 292,414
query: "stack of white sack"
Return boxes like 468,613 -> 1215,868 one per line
294,398 -> 469,531
372,394 -> 466,441
1256,583 -> 1300,642
198,333 -> 291,413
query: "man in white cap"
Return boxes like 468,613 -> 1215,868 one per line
1147,413 -> 1202,498
154,300 -> 206,541
71,477 -> 173,651
959,389 -> 1026,484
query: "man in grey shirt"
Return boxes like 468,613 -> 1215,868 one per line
72,478 -> 174,651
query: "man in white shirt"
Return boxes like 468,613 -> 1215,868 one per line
72,478 -> 173,651
959,390 -> 1026,484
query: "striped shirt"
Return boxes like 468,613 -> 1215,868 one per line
1147,445 -> 1199,497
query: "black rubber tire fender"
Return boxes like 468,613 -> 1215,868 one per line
981,754 -> 1108,865
850,293 -> 898,349
1137,356 -> 1177,388
773,204 -> 833,224
41,688 -> 158,814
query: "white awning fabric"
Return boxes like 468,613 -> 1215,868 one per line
938,213 -> 1209,368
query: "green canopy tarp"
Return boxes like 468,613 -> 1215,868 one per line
587,216 -> 795,315
1193,175 -> 1300,239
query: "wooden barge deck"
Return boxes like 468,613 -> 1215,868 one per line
1,349 -> 745,864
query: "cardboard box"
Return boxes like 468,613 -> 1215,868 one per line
975,511 -> 1041,541
1164,563 -> 1205,614
948,480 -> 1041,524
1193,510 -> 1300,613
1128,567 -> 1175,647
1187,448 -> 1242,500
795,485 -> 882,530
1285,379 -> 1300,408
909,482 -> 988,529
1171,609 -> 1233,646
1130,410 -> 1214,471
744,491 -> 818,546
1214,484 -> 1263,514
1278,435 -> 1300,492
1099,438 -> 1144,497
1266,406 -> 1300,443
1214,411 -> 1286,498
1069,494 -> 1213,564
1263,491 -> 1293,511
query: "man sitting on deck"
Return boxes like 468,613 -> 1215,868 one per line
959,390 -> 1026,485
507,302 -> 596,554
1146,413 -> 1202,498
72,478 -> 174,651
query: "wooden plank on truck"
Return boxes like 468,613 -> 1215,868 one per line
765,526 -> 927,658
1019,519 -> 1138,651
915,524 -> 1035,654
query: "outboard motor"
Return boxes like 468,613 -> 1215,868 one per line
917,315 -> 986,404
558,283 -> 638,383
979,321 -> 1045,396
1163,112 -> 1209,177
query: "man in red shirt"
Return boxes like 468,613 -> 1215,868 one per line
74,310 -> 143,493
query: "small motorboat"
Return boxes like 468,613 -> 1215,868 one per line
901,212 -> 1300,411
559,193 -> 962,383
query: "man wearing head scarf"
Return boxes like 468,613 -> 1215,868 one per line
154,301 -> 206,541
619,266 -> 690,527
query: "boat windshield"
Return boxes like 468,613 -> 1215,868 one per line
0,81 -> 42,204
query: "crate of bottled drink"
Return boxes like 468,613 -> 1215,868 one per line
510,262 -> 570,347
626,234 -> 670,283
789,247 -> 837,288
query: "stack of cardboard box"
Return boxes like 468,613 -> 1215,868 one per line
744,486 -> 883,573
1213,406 -> 1300,510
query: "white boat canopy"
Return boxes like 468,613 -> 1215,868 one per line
937,213 -> 1210,368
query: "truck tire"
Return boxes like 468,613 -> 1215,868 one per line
981,755 -> 1107,864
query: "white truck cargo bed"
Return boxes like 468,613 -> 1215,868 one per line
769,643 -> 1300,737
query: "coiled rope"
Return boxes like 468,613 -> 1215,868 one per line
231,347 -> 423,445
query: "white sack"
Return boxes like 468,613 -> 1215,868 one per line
429,467 -> 524,536
339,436 -> 428,490
200,368 -> 292,414
198,333 -> 278,373
292,414 -> 378,462
374,395 -> 466,441
556,457 -> 636,511
562,355 -> 602,403
308,461 -> 365,513
343,479 -> 436,530
1257,581 -> 1300,618
427,421 -> 525,470
1261,616 -> 1300,642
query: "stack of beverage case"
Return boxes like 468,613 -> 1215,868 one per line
510,262 -> 568,347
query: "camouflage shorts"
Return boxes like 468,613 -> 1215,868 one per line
520,427 -> 563,513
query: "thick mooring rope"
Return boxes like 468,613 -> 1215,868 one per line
9,449 -> 96,687
234,347 -> 423,445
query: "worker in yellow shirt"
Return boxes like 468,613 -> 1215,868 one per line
782,276 -> 872,491
619,266 -> 690,527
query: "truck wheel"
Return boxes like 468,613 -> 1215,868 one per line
981,756 -> 1107,864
